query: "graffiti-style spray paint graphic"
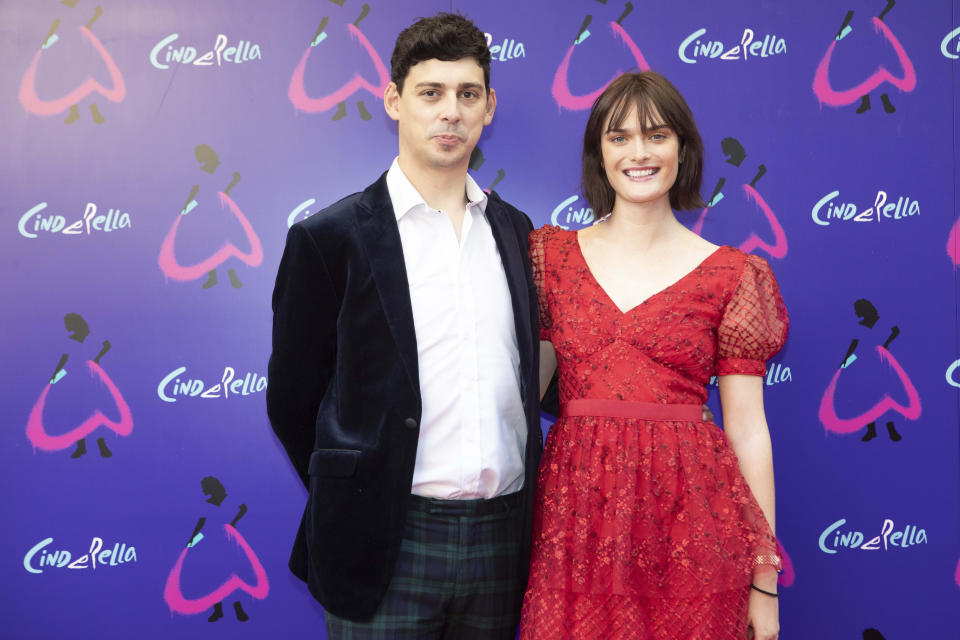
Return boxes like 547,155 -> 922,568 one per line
947,216 -> 959,267
158,145 -> 263,289
163,477 -> 268,621
813,1 -> 915,114
288,3 -> 387,121
553,3 -> 648,111
777,540 -> 795,588
468,146 -> 506,194
691,137 -> 787,259
818,299 -> 921,440
18,1 -> 125,123
26,313 -> 132,457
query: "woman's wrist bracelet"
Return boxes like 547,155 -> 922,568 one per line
750,584 -> 778,598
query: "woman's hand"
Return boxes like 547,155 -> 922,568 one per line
746,587 -> 779,640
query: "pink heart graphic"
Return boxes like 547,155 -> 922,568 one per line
26,360 -> 133,451
552,22 -> 649,111
19,26 -> 126,116
818,345 -> 921,434
164,524 -> 269,615
158,192 -> 263,281
813,18 -> 916,107
288,24 -> 389,113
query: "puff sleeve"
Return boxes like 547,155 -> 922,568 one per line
529,226 -> 553,341
716,254 -> 789,376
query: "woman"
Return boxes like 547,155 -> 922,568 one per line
519,72 -> 787,640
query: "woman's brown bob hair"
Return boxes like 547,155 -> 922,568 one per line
582,71 -> 705,215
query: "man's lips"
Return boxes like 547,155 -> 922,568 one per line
433,133 -> 463,145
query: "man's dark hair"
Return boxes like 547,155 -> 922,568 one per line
582,71 -> 705,215
390,13 -> 491,94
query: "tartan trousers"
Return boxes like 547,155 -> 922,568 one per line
325,491 -> 526,640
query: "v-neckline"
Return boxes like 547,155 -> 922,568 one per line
572,231 -> 727,315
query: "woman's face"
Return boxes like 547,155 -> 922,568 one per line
600,103 -> 680,211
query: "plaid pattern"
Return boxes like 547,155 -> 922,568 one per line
325,493 -> 525,640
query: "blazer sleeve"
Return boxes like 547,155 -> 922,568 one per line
267,223 -> 339,486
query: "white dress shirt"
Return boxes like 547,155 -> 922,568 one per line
386,158 -> 526,499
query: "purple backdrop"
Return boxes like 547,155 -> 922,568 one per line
1,0 -> 957,638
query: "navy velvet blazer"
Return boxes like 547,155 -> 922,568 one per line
267,173 -> 542,621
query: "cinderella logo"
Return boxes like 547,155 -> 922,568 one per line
24,536 -> 137,573
288,3 -> 387,121
818,518 -> 928,554
26,313 -> 132,458
678,27 -> 786,64
818,299 -> 921,442
158,144 -> 263,290
813,1 -> 915,114
552,2 -> 648,111
164,477 -> 268,622
18,3 -> 125,124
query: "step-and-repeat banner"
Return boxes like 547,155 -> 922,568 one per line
2,1 -> 957,638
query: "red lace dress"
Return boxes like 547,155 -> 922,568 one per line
518,226 -> 789,640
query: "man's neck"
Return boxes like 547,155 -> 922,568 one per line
397,155 -> 469,215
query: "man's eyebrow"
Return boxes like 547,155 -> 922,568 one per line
411,82 -> 484,91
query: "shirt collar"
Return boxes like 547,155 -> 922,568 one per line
386,157 -> 488,222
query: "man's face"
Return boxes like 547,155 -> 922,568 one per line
384,58 -> 496,173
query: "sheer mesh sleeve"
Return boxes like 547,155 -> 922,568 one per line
717,254 -> 789,376
529,226 -> 553,341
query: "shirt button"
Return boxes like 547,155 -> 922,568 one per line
404,418 -> 418,430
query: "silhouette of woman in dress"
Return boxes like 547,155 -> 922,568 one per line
26,1 -> 120,124
838,299 -> 903,441
26,312 -> 131,458
818,0 -> 914,114
158,144 -> 264,289
51,313 -> 112,457
164,476 -> 268,622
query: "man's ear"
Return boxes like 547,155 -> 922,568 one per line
483,87 -> 497,126
383,82 -> 401,122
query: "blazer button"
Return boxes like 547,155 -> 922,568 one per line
404,418 -> 418,430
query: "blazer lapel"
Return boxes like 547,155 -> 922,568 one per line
486,200 -> 535,384
355,174 -> 420,403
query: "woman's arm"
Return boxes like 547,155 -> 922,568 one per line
539,341 -> 557,401
718,374 -> 779,640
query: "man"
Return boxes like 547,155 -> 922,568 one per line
267,13 -> 541,639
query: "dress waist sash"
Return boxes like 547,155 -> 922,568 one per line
560,399 -> 702,421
